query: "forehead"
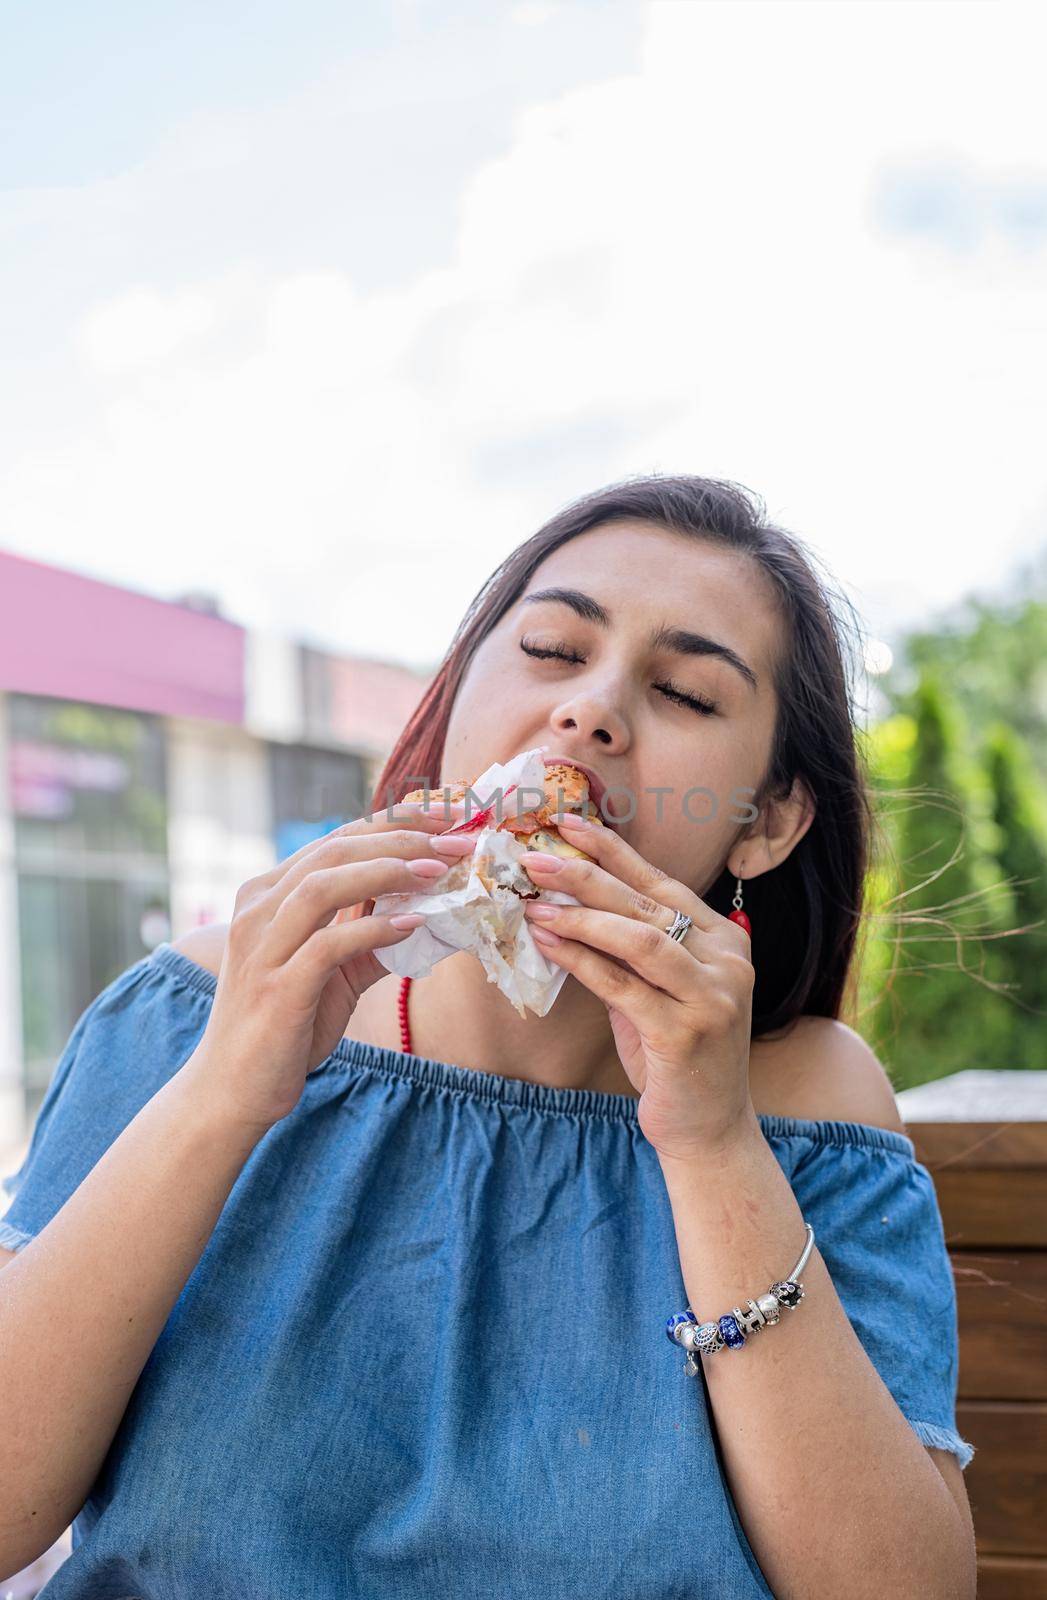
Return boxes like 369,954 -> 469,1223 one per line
519,520 -> 781,685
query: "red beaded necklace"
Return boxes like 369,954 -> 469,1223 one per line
398,974 -> 414,1054
398,889 -> 750,1058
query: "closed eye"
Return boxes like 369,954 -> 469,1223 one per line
519,640 -> 719,717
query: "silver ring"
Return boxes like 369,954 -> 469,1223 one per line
664,909 -> 693,943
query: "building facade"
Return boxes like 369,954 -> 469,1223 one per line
0,550 -> 429,1142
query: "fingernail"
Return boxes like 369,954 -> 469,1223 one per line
521,851 -> 564,873
429,834 -> 478,853
525,902 -> 560,920
529,924 -> 563,945
558,812 -> 592,828
407,858 -> 450,878
390,912 -> 426,929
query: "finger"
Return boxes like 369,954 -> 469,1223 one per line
520,849 -> 715,960
553,814 -> 721,933
285,904 -> 429,991
263,855 -> 453,966
249,799 -> 469,893
261,827 -> 461,913
373,796 -> 473,830
327,828 -> 477,927
525,921 -> 673,1034
526,904 -> 706,998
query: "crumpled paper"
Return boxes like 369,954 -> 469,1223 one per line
371,746 -> 579,1017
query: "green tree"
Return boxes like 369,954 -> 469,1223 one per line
894,592 -> 1047,780
982,722 -> 1047,1067
861,671 -> 1014,1090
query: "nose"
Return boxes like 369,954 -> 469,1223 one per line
548,694 -> 629,753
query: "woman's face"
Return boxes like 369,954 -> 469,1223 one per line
442,520 -> 807,898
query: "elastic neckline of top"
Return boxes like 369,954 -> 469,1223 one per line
148,943 -> 917,1152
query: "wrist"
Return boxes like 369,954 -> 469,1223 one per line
174,1048 -> 276,1153
654,1100 -> 763,1175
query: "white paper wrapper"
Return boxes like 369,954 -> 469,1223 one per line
371,747 -> 579,1018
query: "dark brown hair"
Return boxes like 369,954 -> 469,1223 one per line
361,473 -> 875,1041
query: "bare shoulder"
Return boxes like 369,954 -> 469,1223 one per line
170,921 -> 230,980
749,1016 -> 906,1134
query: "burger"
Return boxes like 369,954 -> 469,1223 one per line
401,758 -> 609,899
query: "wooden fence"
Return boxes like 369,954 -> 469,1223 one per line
908,1102 -> 1047,1598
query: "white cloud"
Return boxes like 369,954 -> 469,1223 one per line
511,2 -> 559,24
78,286 -> 217,374
1,0 -> 1046,670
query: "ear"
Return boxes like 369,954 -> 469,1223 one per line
729,773 -> 816,881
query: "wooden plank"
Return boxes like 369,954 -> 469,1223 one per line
931,1169 -> 1047,1248
898,1115 -> 1047,1567
908,1121 -> 1047,1169
954,1249 -> 1047,1401
976,1555 -> 1047,1599
959,1401 -> 1047,1556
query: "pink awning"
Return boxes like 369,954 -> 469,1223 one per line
0,550 -> 245,724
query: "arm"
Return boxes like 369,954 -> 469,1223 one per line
659,1025 -> 977,1600
0,1058 -> 262,1577
0,805 -> 466,1578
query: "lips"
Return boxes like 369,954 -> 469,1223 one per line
539,752 -> 620,830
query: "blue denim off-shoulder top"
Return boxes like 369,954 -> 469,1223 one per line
0,945 -> 974,1599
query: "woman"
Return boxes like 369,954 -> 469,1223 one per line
0,476 -> 976,1598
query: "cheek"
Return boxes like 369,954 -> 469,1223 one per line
631,788 -> 731,879
440,710 -> 475,783
440,679 -> 501,782
440,639 -> 533,780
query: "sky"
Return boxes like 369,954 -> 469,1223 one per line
2,0 -> 1046,676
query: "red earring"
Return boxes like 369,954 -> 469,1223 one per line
727,875 -> 752,938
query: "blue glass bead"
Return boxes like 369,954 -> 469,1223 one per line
718,1314 -> 746,1350
665,1310 -> 697,1345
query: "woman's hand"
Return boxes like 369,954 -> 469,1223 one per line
520,814 -> 757,1163
185,799 -> 471,1138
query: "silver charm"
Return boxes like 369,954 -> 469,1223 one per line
755,1293 -> 781,1325
668,1311 -> 698,1346
729,1305 -> 755,1338
691,1321 -> 725,1356
733,1299 -> 768,1336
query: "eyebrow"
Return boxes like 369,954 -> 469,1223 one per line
519,586 -> 760,693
